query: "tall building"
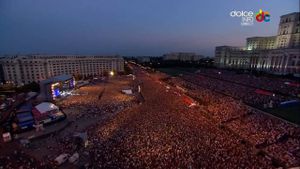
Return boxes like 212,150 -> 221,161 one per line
276,12 -> 300,48
215,12 -> 300,76
0,63 -> 4,84
0,55 -> 124,86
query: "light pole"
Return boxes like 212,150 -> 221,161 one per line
109,71 -> 114,76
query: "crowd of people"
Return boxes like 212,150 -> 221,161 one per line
16,69 -> 281,168
181,73 -> 294,108
79,70 -> 277,168
1,66 -> 299,168
35,67 -> 296,168
0,149 -> 48,169
195,68 -> 300,97
164,75 -> 300,167
1,77 -> 139,169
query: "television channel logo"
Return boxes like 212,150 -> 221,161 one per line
230,9 -> 270,26
256,9 -> 270,22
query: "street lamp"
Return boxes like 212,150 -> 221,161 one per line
110,71 -> 114,76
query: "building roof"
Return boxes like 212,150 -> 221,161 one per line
0,55 -> 124,61
280,12 -> 300,18
246,36 -> 277,40
16,103 -> 32,113
34,102 -> 59,114
40,74 -> 72,85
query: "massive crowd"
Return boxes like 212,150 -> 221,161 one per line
34,68 -> 298,168
81,71 -> 277,169
1,67 -> 299,169
181,73 -> 293,108
195,68 -> 300,97
1,77 -> 138,169
164,75 -> 300,167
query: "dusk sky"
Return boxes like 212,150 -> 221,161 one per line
0,0 -> 298,56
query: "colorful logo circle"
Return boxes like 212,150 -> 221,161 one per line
256,9 -> 270,22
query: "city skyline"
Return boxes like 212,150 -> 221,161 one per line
0,0 -> 298,56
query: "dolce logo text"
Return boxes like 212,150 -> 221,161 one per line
230,10 -> 254,26
230,10 -> 254,17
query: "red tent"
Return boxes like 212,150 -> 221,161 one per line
284,82 -> 300,87
255,89 -> 273,96
182,96 -> 195,107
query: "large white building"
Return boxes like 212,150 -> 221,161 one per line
215,12 -> 300,76
0,55 -> 124,86
246,36 -> 277,50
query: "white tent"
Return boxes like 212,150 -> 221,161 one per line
54,153 -> 69,165
2,132 -> 12,142
35,102 -> 59,114
68,152 -> 79,163
122,89 -> 133,95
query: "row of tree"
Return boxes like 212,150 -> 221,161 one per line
124,57 -> 215,68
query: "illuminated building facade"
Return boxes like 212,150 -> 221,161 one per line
215,12 -> 300,76
246,36 -> 277,50
276,12 -> 300,48
0,55 -> 124,86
